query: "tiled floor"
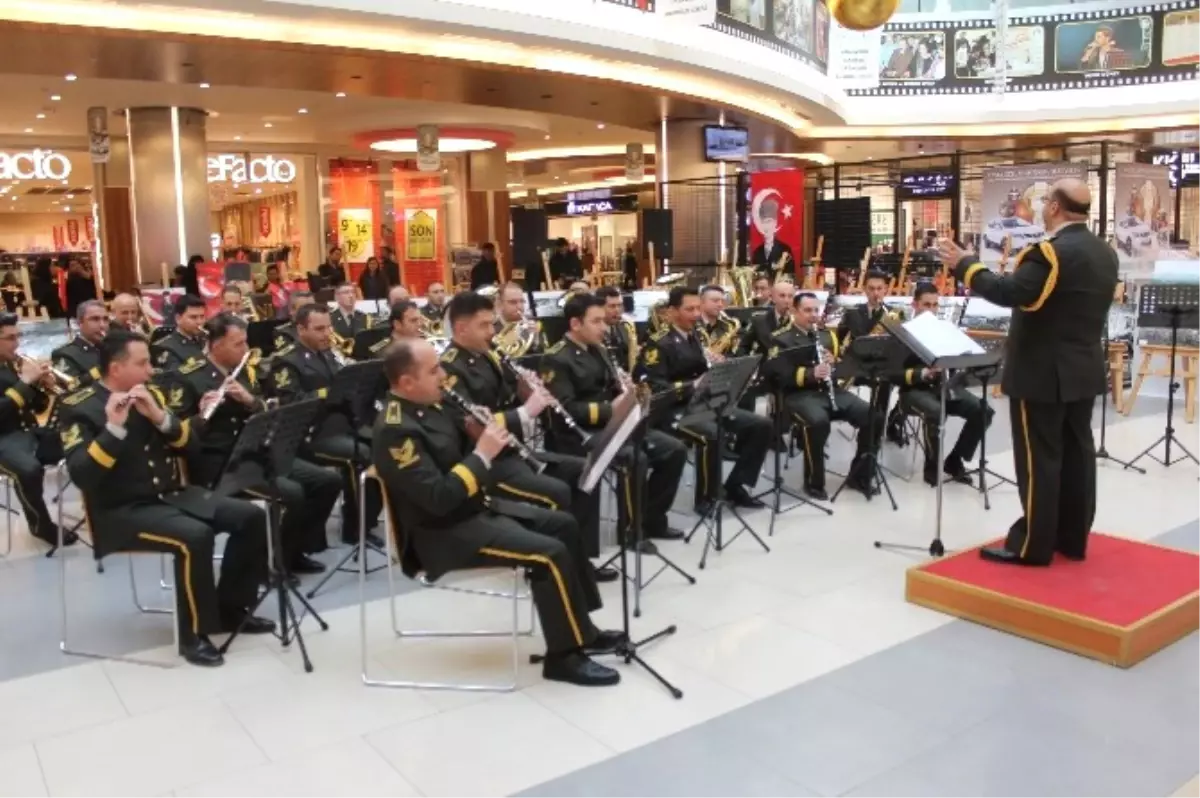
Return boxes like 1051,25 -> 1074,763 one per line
0,394 -> 1196,796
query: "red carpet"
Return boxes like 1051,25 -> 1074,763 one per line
907,533 -> 1200,666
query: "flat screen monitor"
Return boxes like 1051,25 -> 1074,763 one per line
703,125 -> 750,163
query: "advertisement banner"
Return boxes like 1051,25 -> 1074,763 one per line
713,0 -> 831,72
416,125 -> 440,173
258,205 -> 272,238
405,209 -> 437,261
848,1 -> 1197,97
748,169 -> 804,278
977,162 -> 1087,267
625,143 -> 645,182
52,226 -> 64,250
657,0 -> 716,25
1112,162 -> 1172,270
337,208 -> 375,260
85,215 -> 95,241
66,219 -> 79,246
829,21 -> 881,89
87,107 -> 110,164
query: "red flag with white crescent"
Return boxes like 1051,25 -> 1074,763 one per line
748,169 -> 804,280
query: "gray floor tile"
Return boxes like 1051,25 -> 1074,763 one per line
1154,519 -> 1200,552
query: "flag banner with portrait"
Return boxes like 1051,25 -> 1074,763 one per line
748,169 -> 804,278
847,0 -> 1197,97
1112,163 -> 1172,272
977,163 -> 1087,267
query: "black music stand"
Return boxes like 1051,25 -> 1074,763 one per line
758,345 -> 833,535
874,316 -> 1002,557
829,335 -> 901,510
306,360 -> 389,600
1097,304 -> 1143,473
948,362 -> 1015,510
594,387 -> 696,616
680,355 -> 766,569
217,399 -> 329,670
1128,285 -> 1200,469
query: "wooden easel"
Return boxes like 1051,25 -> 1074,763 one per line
889,248 -> 911,296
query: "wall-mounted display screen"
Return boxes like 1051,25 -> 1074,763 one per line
703,126 -> 750,162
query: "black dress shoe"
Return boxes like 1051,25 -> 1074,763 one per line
724,484 -> 765,509
694,499 -> 714,517
592,564 -> 619,583
635,539 -> 659,555
542,651 -> 620,686
1056,550 -> 1086,562
220,611 -> 278,635
805,485 -> 829,501
943,458 -> 974,485
343,530 -> 386,549
290,555 -> 327,575
180,635 -> 224,667
583,629 -> 628,656
646,526 -> 685,541
979,546 -> 1050,566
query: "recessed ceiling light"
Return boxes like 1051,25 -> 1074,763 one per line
264,122 -> 273,128
298,108 -> 308,114
369,137 -> 497,154
9,197 -> 16,202
335,91 -> 346,98
52,200 -> 59,205
199,82 -> 210,89
23,128 -> 32,133
64,73 -> 77,81
36,113 -> 45,119
63,206 -> 70,211
50,94 -> 61,101
597,123 -> 606,129
233,135 -> 241,141
65,194 -> 74,199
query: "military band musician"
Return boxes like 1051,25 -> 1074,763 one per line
51,299 -> 107,388
331,283 -> 373,340
738,280 -> 794,358
110,292 -> 152,335
494,282 -> 546,355
420,282 -> 448,326
596,286 -> 637,374
837,270 -> 901,442
154,294 -> 208,371
272,290 -> 312,351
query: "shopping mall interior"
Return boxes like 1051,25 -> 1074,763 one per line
0,0 -> 1196,796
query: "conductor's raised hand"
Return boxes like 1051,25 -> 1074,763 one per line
936,237 -> 972,267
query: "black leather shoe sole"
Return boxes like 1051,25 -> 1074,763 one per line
583,630 -> 628,656
543,657 -> 621,687
290,556 -> 327,575
180,639 -> 225,667
592,565 -> 619,583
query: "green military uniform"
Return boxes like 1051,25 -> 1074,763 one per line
541,336 -> 686,547
51,335 -> 102,389
638,326 -> 771,507
272,322 -> 298,353
0,362 -> 62,544
837,303 -> 897,429
419,302 -> 446,325
955,223 -> 1118,564
762,324 -> 877,495
330,307 -> 372,341
162,357 -> 341,560
58,382 -> 267,640
267,341 -> 382,543
737,306 -> 789,358
493,319 -> 546,356
152,329 -> 206,372
372,393 -> 601,655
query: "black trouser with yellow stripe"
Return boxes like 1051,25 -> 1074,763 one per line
786,389 -> 878,490
466,504 -> 600,655
308,434 -> 382,543
900,388 -> 993,473
98,497 -> 268,640
490,454 -> 604,557
614,431 -> 687,540
677,409 -> 771,506
1003,397 -> 1097,565
0,430 -> 56,541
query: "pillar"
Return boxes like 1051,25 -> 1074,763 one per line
655,119 -> 722,267
125,107 -> 211,286
467,148 -> 512,280
294,154 -> 323,276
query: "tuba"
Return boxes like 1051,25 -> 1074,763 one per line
493,319 -> 539,358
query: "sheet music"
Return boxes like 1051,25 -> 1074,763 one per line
580,401 -> 643,493
904,311 -> 985,358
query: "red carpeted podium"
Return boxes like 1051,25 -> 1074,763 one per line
907,533 -> 1199,667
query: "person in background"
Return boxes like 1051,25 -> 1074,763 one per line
154,294 -> 208,371
358,256 -> 390,301
387,284 -> 411,307
182,254 -> 203,297
51,299 -> 108,387
621,242 -> 638,290
420,282 -> 448,327
750,274 -> 772,307
317,247 -> 347,289
380,246 -> 401,286
65,259 -> 98,319
31,258 -> 64,318
548,238 -> 582,288
110,293 -> 152,336
470,242 -> 499,290
265,264 -> 290,318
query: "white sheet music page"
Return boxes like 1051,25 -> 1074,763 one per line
904,312 -> 985,358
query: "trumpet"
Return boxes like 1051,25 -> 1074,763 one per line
495,349 -> 591,444
16,355 -> 76,396
329,329 -> 354,363
201,351 -> 252,421
808,331 -> 838,406
441,386 -> 547,473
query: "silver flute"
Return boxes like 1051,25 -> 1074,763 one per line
202,351 -> 252,421
809,331 -> 838,405
495,350 -> 592,444
441,386 -> 547,473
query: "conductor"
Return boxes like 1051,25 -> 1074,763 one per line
939,178 -> 1117,566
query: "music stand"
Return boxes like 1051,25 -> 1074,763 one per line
1097,304 -> 1143,473
944,361 -> 1015,510
1128,285 -> 1200,468
216,399 -> 329,670
873,315 -> 1002,557
680,355 -> 766,569
306,360 -> 389,600
247,319 -> 286,358
828,335 -> 901,510
757,345 -> 833,535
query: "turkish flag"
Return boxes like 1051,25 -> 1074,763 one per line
748,169 -> 804,280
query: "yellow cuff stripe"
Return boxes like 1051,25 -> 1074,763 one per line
588,403 -> 599,425
316,387 -> 328,398
962,262 -> 987,288
905,368 -> 915,385
451,463 -> 479,497
169,418 -> 190,448
4,387 -> 24,408
493,412 -> 507,429
829,330 -> 840,360
795,366 -> 807,387
87,440 -> 115,468
1020,241 -> 1060,313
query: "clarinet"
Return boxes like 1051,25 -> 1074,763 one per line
441,386 -> 547,473
495,350 -> 592,444
809,330 -> 838,405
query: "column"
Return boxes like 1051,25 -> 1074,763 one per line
125,107 -> 211,286
655,119 -> 723,267
294,154 -> 323,275
467,148 -> 511,280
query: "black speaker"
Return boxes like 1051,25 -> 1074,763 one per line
814,198 -> 871,272
510,207 -> 548,273
641,208 -> 673,260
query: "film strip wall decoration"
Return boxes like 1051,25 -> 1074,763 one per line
847,0 -> 1198,96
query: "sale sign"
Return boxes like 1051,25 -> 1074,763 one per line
747,169 -> 804,280
405,209 -> 437,261
337,208 -> 374,260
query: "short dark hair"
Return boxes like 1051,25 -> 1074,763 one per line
0,312 -> 18,329
289,290 -> 313,305
173,294 -> 207,317
863,269 -> 890,285
222,284 -> 243,298
76,299 -> 106,321
481,242 -> 496,253
100,328 -> 148,373
667,286 -> 698,308
447,291 -> 494,326
383,339 -> 417,382
753,274 -> 770,285
266,264 -> 280,273
205,311 -> 248,342
390,300 -> 418,323
564,292 -> 604,324
595,285 -> 621,303
794,291 -> 819,306
295,303 -> 329,328
913,282 -> 939,303
699,284 -> 725,298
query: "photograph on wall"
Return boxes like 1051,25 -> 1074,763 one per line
813,0 -> 829,62
953,25 -> 1044,79
774,0 -> 814,53
1162,8 -> 1200,66
878,29 -> 947,81
1112,163 -> 1172,268
726,0 -> 766,29
1054,16 -> 1153,73
977,163 -> 1087,266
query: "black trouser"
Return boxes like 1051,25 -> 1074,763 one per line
488,454 -> 606,555
308,434 -> 382,542
0,430 -> 57,540
99,497 -> 268,640
466,503 -> 600,656
616,430 -> 687,539
1002,397 -> 1097,565
677,408 -> 771,505
241,459 -> 342,560
787,389 -> 881,490
900,388 -> 994,472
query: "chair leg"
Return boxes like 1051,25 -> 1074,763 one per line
1123,351 -> 1152,416
1,478 -> 11,557
130,556 -> 174,614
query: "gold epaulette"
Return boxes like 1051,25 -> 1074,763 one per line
649,328 -> 670,342
545,340 -> 566,355
61,386 -> 95,406
440,347 -> 458,363
369,337 -> 391,354
771,322 -> 795,337
272,344 -> 296,358
178,359 -> 205,375
384,399 -> 403,425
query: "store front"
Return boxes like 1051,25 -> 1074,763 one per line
542,189 -> 640,270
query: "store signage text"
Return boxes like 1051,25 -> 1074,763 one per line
0,149 -> 72,181
545,193 -> 639,217
207,154 -> 296,185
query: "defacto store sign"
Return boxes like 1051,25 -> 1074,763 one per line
0,149 -> 72,181
207,154 -> 296,184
